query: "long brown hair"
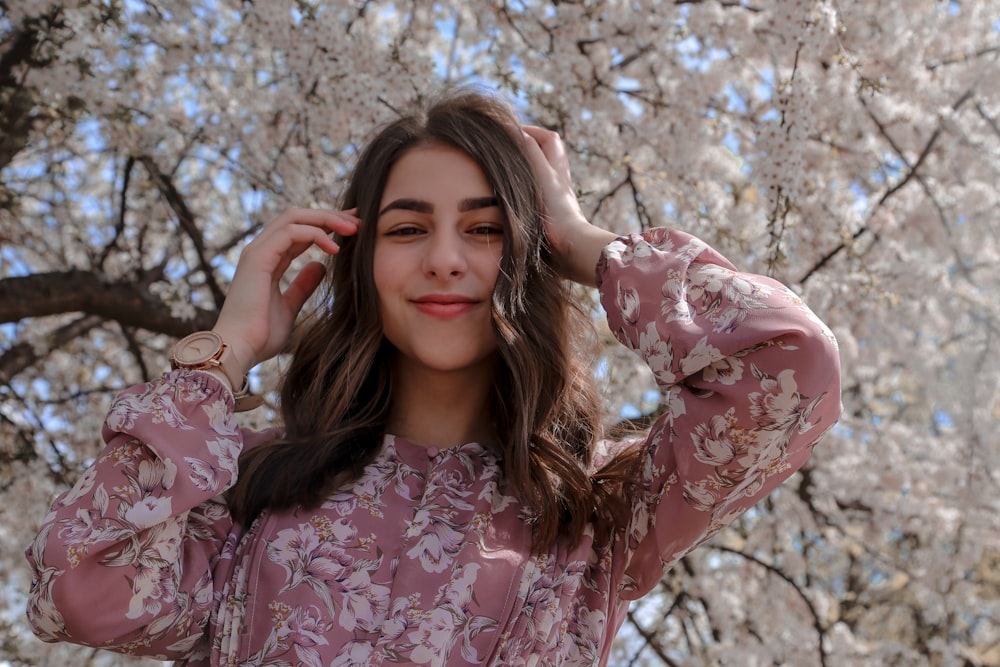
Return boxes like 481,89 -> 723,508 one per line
228,90 -> 640,551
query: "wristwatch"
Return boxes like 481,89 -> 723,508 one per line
169,331 -> 263,411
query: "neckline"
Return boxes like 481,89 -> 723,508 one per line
384,433 -> 489,463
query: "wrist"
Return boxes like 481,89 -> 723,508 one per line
209,325 -> 255,375
556,225 -> 619,287
169,331 -> 262,411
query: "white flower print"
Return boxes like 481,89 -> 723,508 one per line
682,479 -> 717,512
681,338 -> 749,389
405,563 -> 495,665
124,496 -> 173,529
703,355 -> 744,385
267,521 -> 390,632
25,524 -> 66,641
136,457 -> 176,494
660,274 -> 695,326
287,605 -> 330,667
735,429 -> 789,480
405,509 -> 464,574
691,414 -> 738,466
330,640 -> 375,667
604,235 -> 653,265
54,465 -> 98,507
107,382 -> 196,433
749,367 -> 800,424
680,336 -> 724,376
687,264 -> 773,334
616,283 -> 640,327
201,398 -> 239,437
662,385 -> 688,425
408,606 -> 457,664
644,226 -> 676,251
381,595 -> 415,640
638,322 -> 676,386
324,441 -> 418,518
565,606 -> 606,665
184,437 -> 240,493
58,505 -> 110,546
118,520 -> 185,620
675,237 -> 709,265
602,237 -> 629,263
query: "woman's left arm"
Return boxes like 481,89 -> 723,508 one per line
523,126 -> 842,599
596,229 -> 841,598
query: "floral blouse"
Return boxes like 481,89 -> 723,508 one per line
25,229 -> 841,666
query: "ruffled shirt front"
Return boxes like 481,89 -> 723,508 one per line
26,228 -> 842,666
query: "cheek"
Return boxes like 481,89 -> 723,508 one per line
372,247 -> 393,294
485,244 -> 504,285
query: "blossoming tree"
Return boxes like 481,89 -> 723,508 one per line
2,1 -> 998,665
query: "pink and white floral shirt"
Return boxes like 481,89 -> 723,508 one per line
25,229 -> 841,666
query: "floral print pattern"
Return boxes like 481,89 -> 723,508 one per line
25,228 -> 841,666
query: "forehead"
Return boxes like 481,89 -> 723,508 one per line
379,143 -> 493,207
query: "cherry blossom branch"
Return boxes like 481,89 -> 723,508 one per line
673,0 -> 762,10
624,605 -> 682,667
97,155 -> 135,270
975,99 -> 1000,141
0,270 -> 218,336
926,44 -> 1000,71
137,154 -> 227,308
0,389 -> 73,487
711,544 -> 830,667
764,43 -> 802,275
799,88 -> 974,284
0,314 -> 102,383
0,8 -> 65,170
118,323 -> 151,382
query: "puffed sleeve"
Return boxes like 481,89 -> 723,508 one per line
24,370 -> 269,659
597,228 -> 842,599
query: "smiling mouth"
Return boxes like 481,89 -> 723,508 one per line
412,296 -> 479,319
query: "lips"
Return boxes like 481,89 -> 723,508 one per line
411,294 -> 480,319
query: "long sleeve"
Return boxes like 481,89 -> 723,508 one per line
597,228 -> 842,599
24,370 -> 262,659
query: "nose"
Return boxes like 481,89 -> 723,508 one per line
421,229 -> 467,279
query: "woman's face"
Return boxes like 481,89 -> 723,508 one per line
373,142 -> 504,379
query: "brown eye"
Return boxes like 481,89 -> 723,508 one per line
386,226 -> 424,237
470,225 -> 503,236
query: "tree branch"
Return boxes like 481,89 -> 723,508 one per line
0,270 -> 218,336
136,154 -> 227,308
0,314 -> 103,383
0,9 -> 64,170
712,544 -> 829,667
799,89 -> 973,284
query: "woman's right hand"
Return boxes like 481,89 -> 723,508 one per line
210,208 -> 360,374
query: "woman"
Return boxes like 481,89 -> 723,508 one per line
25,91 -> 841,666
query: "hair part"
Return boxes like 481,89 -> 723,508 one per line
227,89 -> 641,552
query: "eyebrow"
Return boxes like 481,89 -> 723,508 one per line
378,196 -> 499,217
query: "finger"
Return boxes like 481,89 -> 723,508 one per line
520,128 -> 556,177
282,261 -> 327,315
268,208 -> 360,237
522,125 -> 564,166
241,225 -> 341,284
270,233 -> 341,283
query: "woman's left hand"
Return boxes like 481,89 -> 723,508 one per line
521,125 -> 618,287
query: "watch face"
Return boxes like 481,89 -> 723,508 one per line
174,331 -> 223,365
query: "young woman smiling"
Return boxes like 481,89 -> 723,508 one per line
26,91 -> 841,666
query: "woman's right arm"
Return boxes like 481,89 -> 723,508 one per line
25,370 -> 248,657
25,208 -> 360,657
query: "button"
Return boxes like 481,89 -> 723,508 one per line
426,446 -> 439,457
